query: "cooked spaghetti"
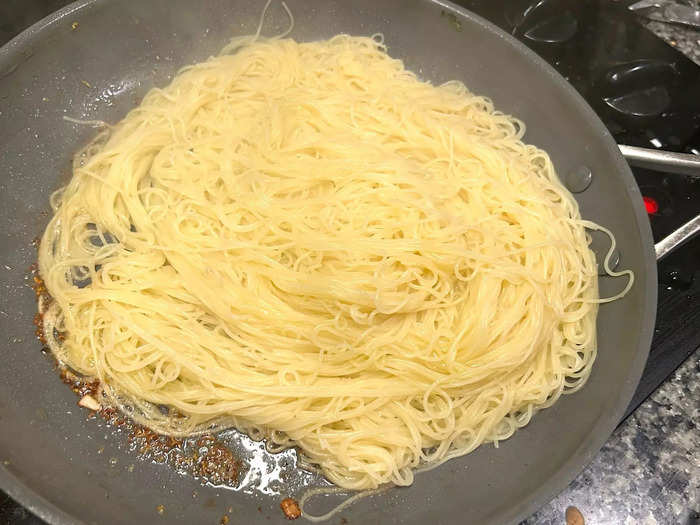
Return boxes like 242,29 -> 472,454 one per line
38,34 -> 633,493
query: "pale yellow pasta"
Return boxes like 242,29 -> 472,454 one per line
38,34 -> 633,492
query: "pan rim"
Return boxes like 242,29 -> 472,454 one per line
431,2 -> 658,523
0,1 -> 658,524
0,1 -> 100,521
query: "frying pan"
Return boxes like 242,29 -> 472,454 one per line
0,1 -> 698,524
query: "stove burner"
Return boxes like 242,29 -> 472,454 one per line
601,59 -> 678,118
522,11 -> 578,44
505,0 -> 580,43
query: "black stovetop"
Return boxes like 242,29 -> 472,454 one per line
1,1 -> 699,523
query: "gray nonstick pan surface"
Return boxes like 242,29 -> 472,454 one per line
0,1 -> 667,523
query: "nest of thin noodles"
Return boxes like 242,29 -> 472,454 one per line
38,34 -> 632,492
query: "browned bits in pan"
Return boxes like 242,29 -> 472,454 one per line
280,498 -> 301,520
33,312 -> 46,344
29,263 -> 51,347
190,436 -> 240,485
29,264 -> 50,304
107,401 -> 240,485
31,252 -> 244,489
89,381 -> 241,485
60,369 -> 99,398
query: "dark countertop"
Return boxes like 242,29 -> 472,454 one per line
0,2 -> 698,525
641,0 -> 700,65
523,349 -> 700,525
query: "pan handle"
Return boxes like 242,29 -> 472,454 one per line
655,214 -> 700,261
619,145 -> 700,177
613,145 -> 700,260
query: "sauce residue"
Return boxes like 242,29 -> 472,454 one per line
31,254 -> 320,517
31,263 -> 242,487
